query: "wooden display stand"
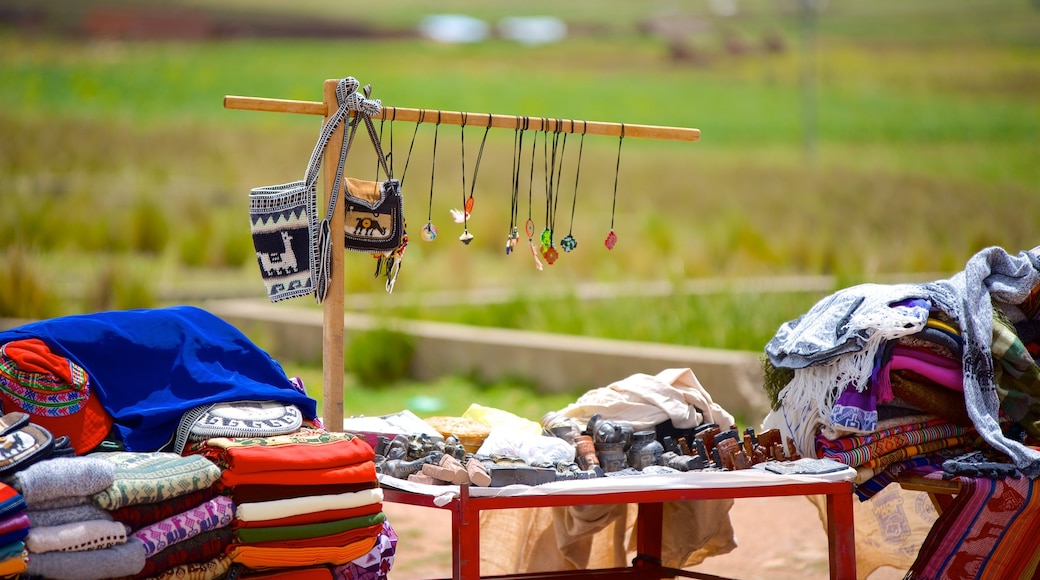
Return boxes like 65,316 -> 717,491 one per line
225,79 -> 857,580
225,79 -> 700,427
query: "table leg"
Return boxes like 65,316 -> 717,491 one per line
635,502 -> 664,567
454,484 -> 480,580
825,489 -> 856,580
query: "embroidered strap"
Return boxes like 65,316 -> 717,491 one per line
311,78 -> 384,303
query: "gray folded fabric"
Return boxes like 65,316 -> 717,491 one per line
26,519 -> 129,554
29,496 -> 89,511
27,504 -> 113,528
24,537 -> 145,580
7,457 -> 115,506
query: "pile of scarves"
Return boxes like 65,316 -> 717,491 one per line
761,246 -> 1040,577
189,429 -> 393,579
0,483 -> 28,577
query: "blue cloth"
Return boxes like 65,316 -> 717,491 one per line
0,306 -> 317,452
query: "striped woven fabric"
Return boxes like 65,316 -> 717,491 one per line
907,472 -> 1040,579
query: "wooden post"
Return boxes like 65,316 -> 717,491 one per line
321,79 -> 345,428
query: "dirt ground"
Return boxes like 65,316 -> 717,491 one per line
383,494 -> 909,579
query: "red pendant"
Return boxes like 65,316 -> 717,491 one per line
543,245 -> 559,265
604,229 -> 618,250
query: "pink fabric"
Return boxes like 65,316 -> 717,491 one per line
131,495 -> 233,558
876,345 -> 963,402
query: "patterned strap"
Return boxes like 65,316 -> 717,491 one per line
313,78 -> 385,303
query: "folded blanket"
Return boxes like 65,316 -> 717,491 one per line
145,554 -> 230,580
239,566 -> 334,580
818,420 -> 972,467
0,526 -> 29,547
245,520 -> 384,551
0,483 -> 27,520
27,503 -> 113,528
228,536 -> 378,570
230,481 -> 375,503
109,485 -> 218,532
25,519 -> 128,553
194,431 -> 374,474
236,488 -> 383,522
0,512 -> 29,536
131,495 -> 233,558
232,502 -> 382,530
332,520 -> 397,580
0,550 -> 26,577
7,457 -> 115,507
134,527 -> 232,579
890,372 -> 973,427
91,452 -> 221,510
221,462 -> 376,488
236,512 -> 384,544
25,536 -> 146,580
0,540 -> 25,561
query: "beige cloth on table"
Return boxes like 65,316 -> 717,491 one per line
479,501 -> 737,573
480,368 -> 739,574
809,483 -> 939,580
551,367 -> 737,432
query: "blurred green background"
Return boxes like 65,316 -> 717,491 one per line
2,0 -> 1039,418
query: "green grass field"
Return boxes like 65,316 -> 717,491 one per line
2,0 -> 1038,356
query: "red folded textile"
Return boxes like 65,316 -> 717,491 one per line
108,486 -> 219,532
221,462 -> 376,488
230,481 -> 375,503
197,433 -> 374,475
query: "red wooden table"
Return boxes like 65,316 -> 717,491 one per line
381,472 -> 857,580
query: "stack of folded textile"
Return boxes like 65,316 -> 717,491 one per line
761,284 -> 981,493
6,455 -> 143,580
0,483 -> 28,578
91,452 -> 228,580
188,429 -> 390,578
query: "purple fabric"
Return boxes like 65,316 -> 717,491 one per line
131,495 -> 233,558
332,520 -> 397,580
830,382 -> 879,434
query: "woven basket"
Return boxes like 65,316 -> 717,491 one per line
423,416 -> 490,454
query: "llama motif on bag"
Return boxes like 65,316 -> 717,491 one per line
343,177 -> 404,255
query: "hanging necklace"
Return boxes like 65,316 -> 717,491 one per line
525,120 -> 542,271
541,121 -> 566,265
400,110 -> 436,242
452,113 -> 493,246
506,116 -> 524,255
423,111 -> 442,242
561,120 -> 585,253
456,112 -> 474,244
605,123 -> 625,250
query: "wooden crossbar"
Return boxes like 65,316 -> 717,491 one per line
226,79 -> 699,426
223,97 -> 701,142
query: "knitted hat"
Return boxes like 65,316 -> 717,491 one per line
0,339 -> 113,454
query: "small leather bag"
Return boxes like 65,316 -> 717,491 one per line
338,102 -> 407,292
